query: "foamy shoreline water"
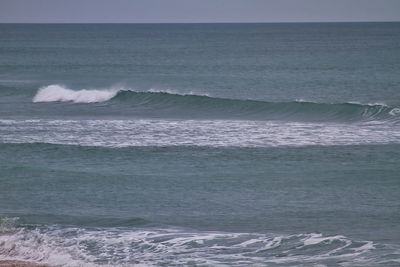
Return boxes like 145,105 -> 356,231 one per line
0,260 -> 50,267
1,221 -> 395,267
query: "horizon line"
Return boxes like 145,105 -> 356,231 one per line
1,20 -> 400,24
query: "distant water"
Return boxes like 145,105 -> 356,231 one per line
1,23 -> 400,266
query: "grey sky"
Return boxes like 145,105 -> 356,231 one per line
0,0 -> 399,23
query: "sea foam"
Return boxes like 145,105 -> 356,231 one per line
1,119 -> 400,148
0,219 -> 386,267
33,84 -> 119,103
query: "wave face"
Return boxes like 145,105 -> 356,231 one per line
1,218 -> 398,267
32,85 -> 400,123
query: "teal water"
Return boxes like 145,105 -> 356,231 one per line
0,23 -> 400,266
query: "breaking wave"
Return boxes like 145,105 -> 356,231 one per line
1,217 -> 398,266
33,84 -> 119,103
32,84 -> 400,122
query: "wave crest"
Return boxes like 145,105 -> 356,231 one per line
33,84 -> 119,103
32,84 -> 400,122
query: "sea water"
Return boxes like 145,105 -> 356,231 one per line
0,23 -> 400,266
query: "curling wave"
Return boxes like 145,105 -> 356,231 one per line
32,85 -> 400,122
33,84 -> 119,103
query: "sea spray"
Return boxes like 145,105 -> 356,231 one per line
33,85 -> 119,103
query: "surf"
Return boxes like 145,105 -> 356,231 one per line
1,217 -> 393,267
32,84 -> 400,123
2,119 -> 400,148
33,84 -> 119,103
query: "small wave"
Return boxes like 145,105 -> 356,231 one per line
32,84 -> 400,123
112,91 -> 400,123
32,85 -> 207,104
1,218 -> 396,266
148,88 -> 210,96
33,84 -> 119,103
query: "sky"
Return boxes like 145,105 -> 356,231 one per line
0,0 -> 399,23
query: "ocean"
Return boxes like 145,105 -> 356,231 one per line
0,23 -> 399,266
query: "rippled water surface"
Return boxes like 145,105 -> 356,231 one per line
1,23 -> 400,266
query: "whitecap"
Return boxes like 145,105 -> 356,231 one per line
0,223 -> 392,267
32,84 -> 119,103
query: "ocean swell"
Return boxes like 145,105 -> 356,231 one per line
32,85 -> 400,122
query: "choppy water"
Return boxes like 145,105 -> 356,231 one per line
0,23 -> 400,266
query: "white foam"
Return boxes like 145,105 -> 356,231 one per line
32,85 -> 119,103
389,108 -> 400,116
0,224 -> 391,267
147,88 -> 181,95
302,233 -> 347,246
32,85 -> 211,104
148,88 -> 210,96
1,119 -> 400,148
352,241 -> 375,252
346,101 -> 388,107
